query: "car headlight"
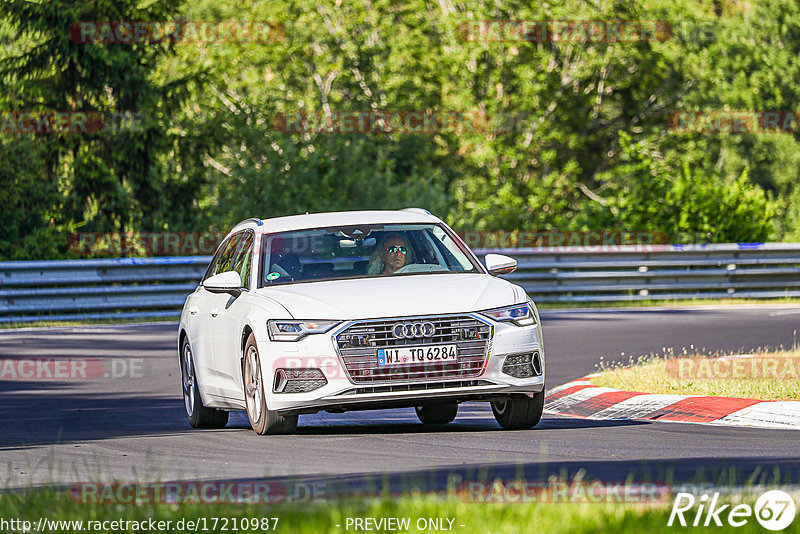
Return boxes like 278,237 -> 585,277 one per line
267,320 -> 340,342
479,303 -> 536,327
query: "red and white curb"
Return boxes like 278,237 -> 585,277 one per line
544,376 -> 800,430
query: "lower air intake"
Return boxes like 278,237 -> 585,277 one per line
274,368 -> 328,393
501,352 -> 542,378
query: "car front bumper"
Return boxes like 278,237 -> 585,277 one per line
259,313 -> 545,414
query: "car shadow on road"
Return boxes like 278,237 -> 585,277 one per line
294,418 -> 647,435
221,408 -> 648,435
0,377 -> 645,449
0,387 -> 193,450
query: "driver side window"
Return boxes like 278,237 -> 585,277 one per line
232,232 -> 254,289
215,233 -> 242,274
203,233 -> 242,282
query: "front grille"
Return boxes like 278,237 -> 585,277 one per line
337,380 -> 494,396
335,315 -> 492,384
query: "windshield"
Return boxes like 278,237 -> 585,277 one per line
260,223 -> 481,286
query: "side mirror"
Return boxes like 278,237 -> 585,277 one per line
485,254 -> 517,276
204,271 -> 243,296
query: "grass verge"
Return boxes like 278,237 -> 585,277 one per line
592,348 -> 800,400
1,489 -> 795,534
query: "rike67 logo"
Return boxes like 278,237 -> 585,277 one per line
668,490 -> 796,530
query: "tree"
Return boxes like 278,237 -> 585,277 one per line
0,0 -> 203,258
585,132 -> 774,242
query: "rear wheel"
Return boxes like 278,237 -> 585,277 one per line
415,401 -> 458,425
243,333 -> 298,435
491,390 -> 544,430
181,338 -> 229,429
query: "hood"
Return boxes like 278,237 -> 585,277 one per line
255,273 -> 520,319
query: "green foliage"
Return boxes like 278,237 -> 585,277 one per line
0,137 -> 64,259
586,132 -> 774,242
1,0 -> 798,259
0,0 -> 203,258
201,135 -> 451,228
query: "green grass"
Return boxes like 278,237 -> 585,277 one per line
592,348 -> 800,400
2,489 -> 797,534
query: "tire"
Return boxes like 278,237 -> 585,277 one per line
181,338 -> 229,429
242,333 -> 298,435
415,402 -> 458,425
491,390 -> 544,430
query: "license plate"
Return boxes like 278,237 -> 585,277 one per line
377,345 -> 458,366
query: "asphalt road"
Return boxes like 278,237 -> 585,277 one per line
1,305 -> 799,492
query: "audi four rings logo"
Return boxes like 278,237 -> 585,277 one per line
392,322 -> 436,338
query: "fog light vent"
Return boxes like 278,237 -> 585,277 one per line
502,352 -> 542,378
274,368 -> 328,393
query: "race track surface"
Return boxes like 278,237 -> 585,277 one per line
1,305 -> 799,490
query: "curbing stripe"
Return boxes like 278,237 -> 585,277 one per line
591,393 -> 691,420
544,386 -> 618,413
543,384 -> 595,402
545,379 -> 593,397
645,396 -> 763,423
544,376 -> 800,430
713,401 -> 800,429
554,390 -> 645,417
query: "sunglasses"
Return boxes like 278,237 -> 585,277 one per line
385,246 -> 407,255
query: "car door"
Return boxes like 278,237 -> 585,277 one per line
185,236 -> 236,388
196,233 -> 243,397
209,230 -> 254,399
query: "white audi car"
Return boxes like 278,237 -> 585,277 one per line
178,209 -> 545,434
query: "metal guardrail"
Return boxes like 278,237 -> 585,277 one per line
487,243 -> 800,303
0,257 -> 209,323
1,243 -> 799,323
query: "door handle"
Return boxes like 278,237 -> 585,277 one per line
189,306 -> 199,315
210,307 -> 219,317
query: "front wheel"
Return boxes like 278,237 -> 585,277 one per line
491,391 -> 544,430
415,402 -> 458,425
243,333 -> 298,435
181,338 -> 229,429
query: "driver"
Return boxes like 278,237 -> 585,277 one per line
381,234 -> 408,275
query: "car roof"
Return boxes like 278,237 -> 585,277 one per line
232,209 -> 441,234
